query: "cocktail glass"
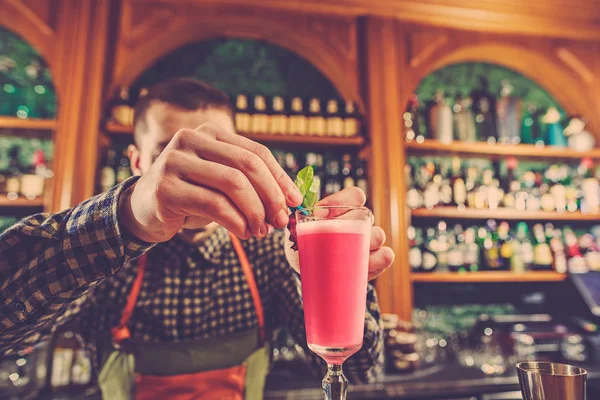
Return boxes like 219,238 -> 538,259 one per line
296,206 -> 372,400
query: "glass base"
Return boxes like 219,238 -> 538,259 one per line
322,363 -> 348,400
308,343 -> 361,365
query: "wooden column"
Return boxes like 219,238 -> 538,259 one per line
359,17 -> 412,319
50,0 -> 112,211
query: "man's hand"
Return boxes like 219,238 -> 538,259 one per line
285,186 -> 395,280
119,122 -> 303,243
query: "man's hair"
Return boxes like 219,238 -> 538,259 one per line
133,77 -> 233,143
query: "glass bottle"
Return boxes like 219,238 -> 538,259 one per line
453,91 -> 477,142
429,91 -> 453,144
251,95 -> 269,133
308,98 -> 326,137
325,100 -> 343,137
268,96 -> 287,135
110,87 -> 133,126
234,95 -> 251,133
100,150 -> 117,193
343,101 -> 360,137
532,223 -> 553,271
289,97 -> 308,136
470,77 -> 497,143
495,80 -> 521,144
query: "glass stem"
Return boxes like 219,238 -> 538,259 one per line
322,363 -> 348,400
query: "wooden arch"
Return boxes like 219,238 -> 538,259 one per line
112,4 -> 360,104
409,42 -> 600,135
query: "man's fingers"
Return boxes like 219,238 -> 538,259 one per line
368,246 -> 395,280
195,123 -> 303,206
191,139 -> 289,228
173,180 -> 250,239
370,226 -> 386,250
317,186 -> 367,207
172,152 -> 268,237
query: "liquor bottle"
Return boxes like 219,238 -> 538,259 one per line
564,227 -> 587,273
111,87 -> 133,126
289,97 -> 308,136
268,96 -> 287,135
100,150 -> 117,192
308,98 -> 326,136
463,227 -> 480,272
20,149 -> 46,199
515,222 -> 534,271
251,95 -> 269,133
471,77 -> 497,143
406,164 -> 423,209
343,101 -> 360,137
495,80 -> 521,144
408,226 -> 423,272
453,92 -> 477,142
450,157 -> 467,208
355,158 -> 368,196
498,222 -> 514,269
550,228 -> 568,273
422,228 -> 438,273
436,221 -> 450,272
532,224 -> 553,271
483,220 -> 504,270
429,91 -> 453,144
5,146 -> 22,199
341,154 -> 355,188
448,225 -> 465,272
579,159 -> 599,214
520,104 -> 536,145
326,100 -> 344,137
116,148 -> 132,184
543,107 -> 567,148
439,162 -> 453,207
324,156 -> 341,196
235,95 -> 251,133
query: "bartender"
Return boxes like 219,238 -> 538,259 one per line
0,78 -> 394,399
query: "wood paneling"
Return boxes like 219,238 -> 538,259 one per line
412,271 -> 566,283
147,0 -> 600,40
49,0 -> 113,211
361,17 -> 412,319
111,1 -> 361,104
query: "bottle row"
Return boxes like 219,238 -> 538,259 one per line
406,157 -> 600,214
107,87 -> 363,138
409,220 -> 600,274
271,149 -> 368,199
0,56 -> 57,119
405,77 -> 595,152
97,146 -> 369,200
0,138 -> 53,200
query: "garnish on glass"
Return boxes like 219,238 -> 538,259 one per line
288,166 -> 321,250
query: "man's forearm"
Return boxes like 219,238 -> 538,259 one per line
0,177 -> 154,353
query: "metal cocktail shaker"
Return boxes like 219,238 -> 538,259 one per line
517,362 -> 587,400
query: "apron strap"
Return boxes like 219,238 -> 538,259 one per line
111,232 -> 266,345
228,233 -> 265,344
112,254 -> 148,345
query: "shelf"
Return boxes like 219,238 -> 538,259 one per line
412,271 -> 566,283
405,139 -> 600,160
105,122 -> 365,147
0,117 -> 56,130
0,196 -> 44,208
410,207 -> 600,221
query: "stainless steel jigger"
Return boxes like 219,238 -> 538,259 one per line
517,362 -> 587,400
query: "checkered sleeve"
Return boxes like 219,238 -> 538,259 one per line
0,177 -> 154,354
271,230 -> 385,384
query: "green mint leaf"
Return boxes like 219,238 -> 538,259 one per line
303,176 -> 320,208
294,165 -> 314,199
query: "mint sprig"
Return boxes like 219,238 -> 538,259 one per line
288,166 -> 321,250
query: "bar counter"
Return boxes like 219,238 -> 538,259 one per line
264,360 -> 600,399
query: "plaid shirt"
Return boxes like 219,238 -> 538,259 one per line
0,177 -> 384,383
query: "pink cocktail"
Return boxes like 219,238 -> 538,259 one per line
296,206 -> 372,400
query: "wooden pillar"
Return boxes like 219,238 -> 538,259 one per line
359,17 -> 412,319
50,0 -> 112,211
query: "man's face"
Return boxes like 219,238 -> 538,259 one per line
129,102 -> 235,175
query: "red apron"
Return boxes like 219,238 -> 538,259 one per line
100,232 -> 267,400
